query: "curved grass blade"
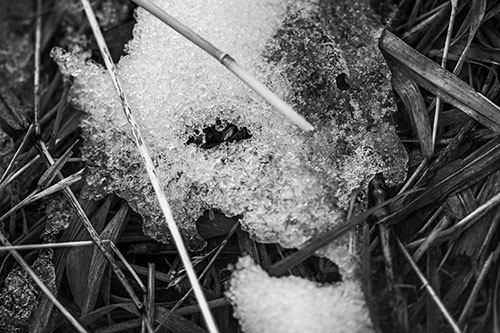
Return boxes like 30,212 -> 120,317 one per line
380,30 -> 500,132
390,60 -> 432,157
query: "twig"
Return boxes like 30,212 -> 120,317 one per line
131,0 -> 314,132
396,237 -> 462,333
79,1 -> 218,332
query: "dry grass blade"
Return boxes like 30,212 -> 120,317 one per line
131,0 -> 313,132
37,141 -> 77,189
146,263 -> 156,332
396,237 -> 462,333
416,190 -> 500,246
267,190 -> 417,276
50,82 -> 70,150
108,241 -> 146,292
425,247 -> 440,332
82,202 -> 129,314
117,261 -> 171,284
389,135 -> 500,224
398,159 -> 428,194
452,171 -> 500,258
0,240 -> 109,252
0,155 -> 40,192
33,0 -> 42,135
155,221 -> 239,333
65,196 -> 112,309
412,216 -> 452,261
399,3 -> 447,42
413,1 -> 458,54
361,222 -> 371,311
458,240 -> 500,327
79,1 -> 217,331
453,0 -> 487,74
431,0 -> 457,150
425,119 -> 476,177
380,30 -> 500,132
79,303 -> 207,333
0,169 -> 83,223
0,124 -> 34,184
33,139 -> 146,324
369,175 -> 409,330
31,169 -> 83,202
390,60 -> 433,157
431,41 -> 500,66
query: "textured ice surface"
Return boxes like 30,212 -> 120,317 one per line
56,0 -> 407,251
227,256 -> 373,333
0,252 -> 55,332
42,194 -> 72,241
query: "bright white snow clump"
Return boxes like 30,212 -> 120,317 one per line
53,0 -> 407,329
226,257 -> 374,333
53,0 -> 406,253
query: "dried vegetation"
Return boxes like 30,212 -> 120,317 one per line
0,0 -> 499,332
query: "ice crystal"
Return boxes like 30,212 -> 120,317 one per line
42,194 -> 72,241
55,0 -> 407,253
0,252 -> 56,332
226,256 -> 373,333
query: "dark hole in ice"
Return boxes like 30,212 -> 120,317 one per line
335,73 -> 350,90
187,123 -> 252,149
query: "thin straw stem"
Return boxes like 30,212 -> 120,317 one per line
147,263 -> 156,330
407,190 -> 500,249
34,139 -> 147,327
0,238 -> 150,293
431,0 -> 458,151
396,237 -> 462,333
398,158 -> 427,194
34,0 -> 42,135
0,124 -> 34,184
458,242 -> 500,326
0,240 -> 96,251
79,1 -> 219,332
154,221 -> 239,332
131,0 -> 314,132
0,155 -> 40,191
